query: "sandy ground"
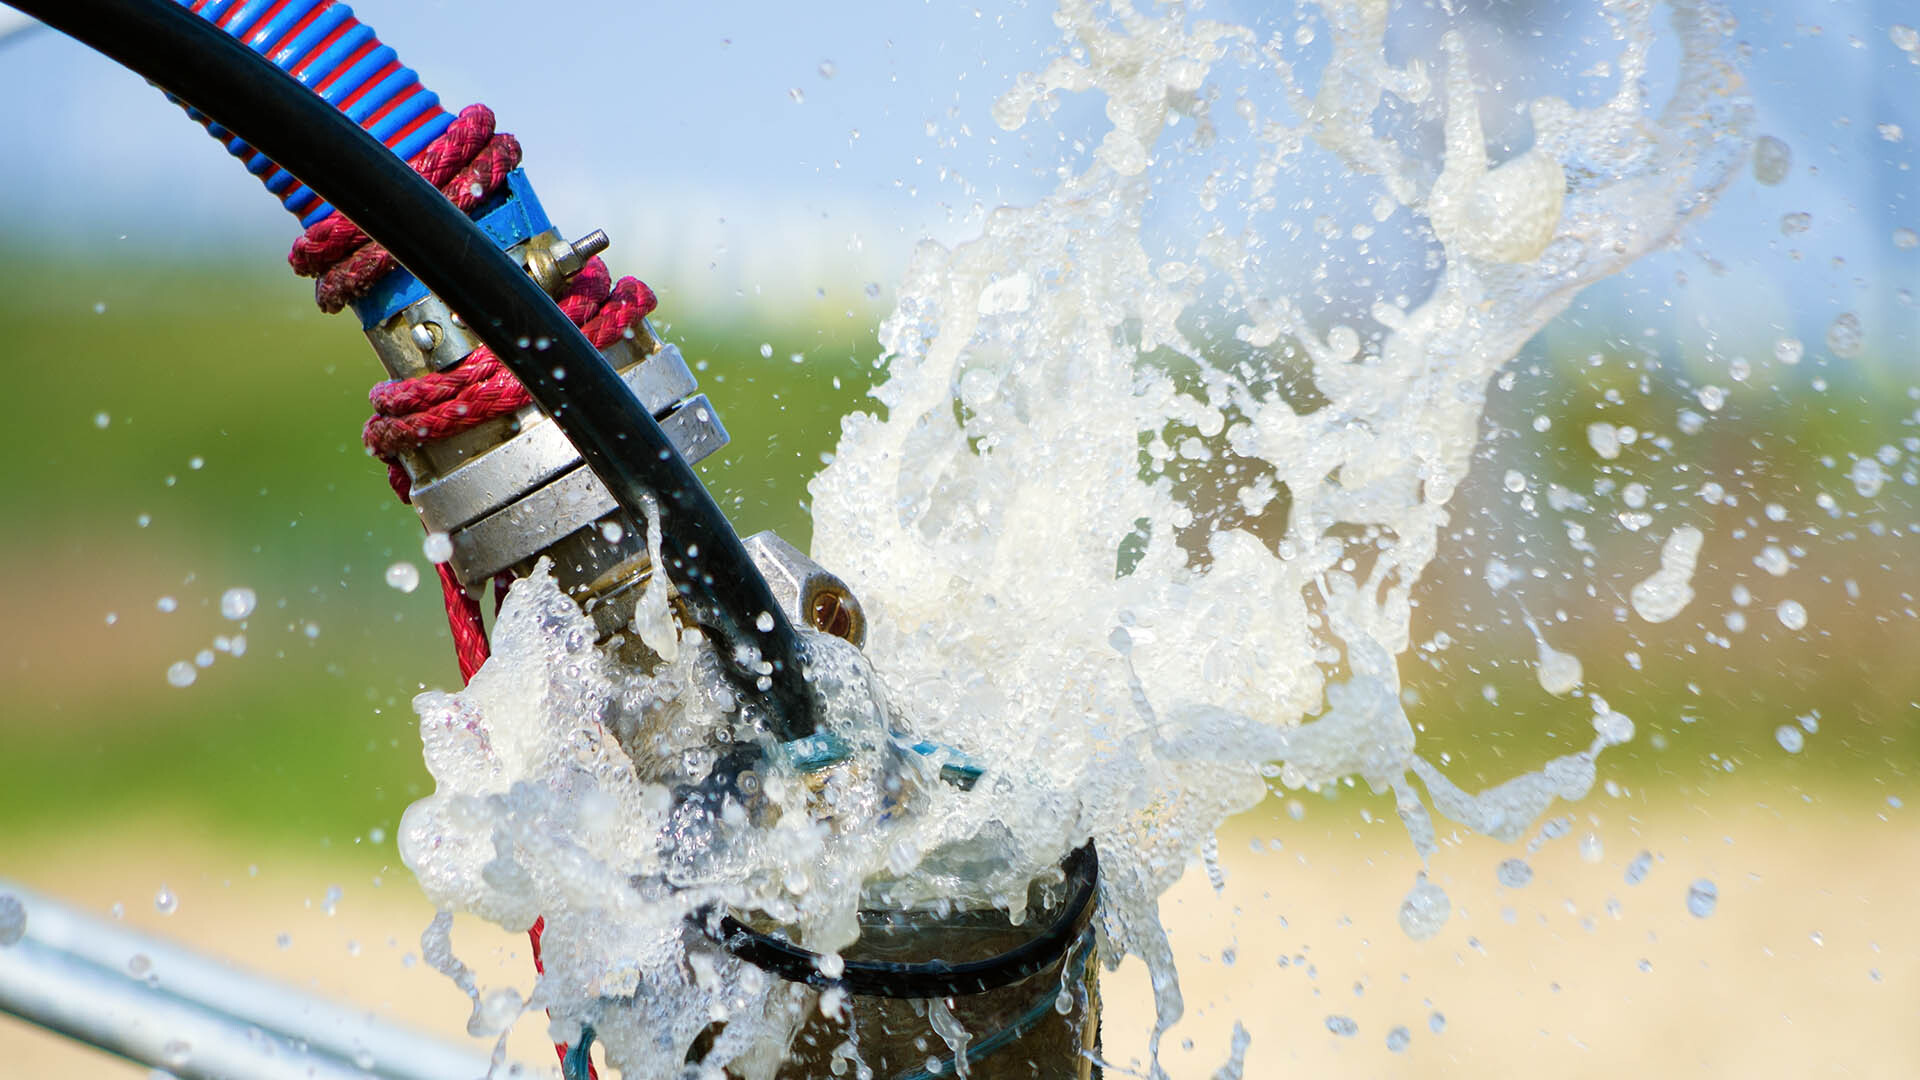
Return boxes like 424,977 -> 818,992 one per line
3,790 -> 1915,1078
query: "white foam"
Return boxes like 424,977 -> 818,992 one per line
401,1 -> 1750,1073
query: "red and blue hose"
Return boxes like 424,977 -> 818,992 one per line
172,0 -> 453,226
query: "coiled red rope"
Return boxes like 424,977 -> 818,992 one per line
291,100 -> 656,1077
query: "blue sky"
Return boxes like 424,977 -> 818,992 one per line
0,0 -> 1911,356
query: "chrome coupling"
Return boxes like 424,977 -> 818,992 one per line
360,226 -> 730,637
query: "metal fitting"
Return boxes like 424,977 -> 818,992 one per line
742,531 -> 866,647
364,227 -> 611,379
524,228 -> 611,296
356,226 -> 735,636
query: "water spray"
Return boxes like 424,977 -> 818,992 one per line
2,0 -> 1101,1076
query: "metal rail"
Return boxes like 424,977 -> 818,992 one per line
0,881 -> 508,1079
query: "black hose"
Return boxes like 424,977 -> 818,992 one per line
19,0 -> 821,741
706,842 -> 1100,998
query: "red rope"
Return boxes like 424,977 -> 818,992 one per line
289,101 -> 647,1079
289,105 -> 502,276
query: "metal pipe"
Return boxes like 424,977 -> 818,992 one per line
0,882 -> 504,1079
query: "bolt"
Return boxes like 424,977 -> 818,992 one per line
811,589 -> 858,642
551,229 -> 611,277
410,322 -> 440,351
571,229 -> 610,262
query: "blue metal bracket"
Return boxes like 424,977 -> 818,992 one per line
349,168 -> 555,329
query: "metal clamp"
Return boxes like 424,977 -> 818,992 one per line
362,227 -> 613,380
410,341 -> 698,535
446,393 -> 727,584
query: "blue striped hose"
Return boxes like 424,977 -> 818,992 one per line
168,0 -> 454,226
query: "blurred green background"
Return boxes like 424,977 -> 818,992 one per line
4,248 -> 1912,858
0,252 -> 891,852
3,248 -> 1915,1079
2,1 -> 1917,1075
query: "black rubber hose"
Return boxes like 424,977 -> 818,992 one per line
19,0 -> 821,741
706,842 -> 1100,998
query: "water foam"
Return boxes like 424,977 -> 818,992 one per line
400,1 -> 1751,1074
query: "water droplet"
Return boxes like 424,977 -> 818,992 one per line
220,587 -> 256,621
156,596 -> 177,613
1849,457 -> 1886,497
818,60 -> 837,79
1825,312 -> 1864,359
1776,599 -> 1807,630
1686,878 -> 1718,918
1752,136 -> 1792,185
385,562 -> 420,593
1324,1015 -> 1358,1037
166,662 -> 197,688
1625,850 -> 1653,886
1579,833 -> 1604,863
1535,639 -> 1582,696
93,411 -> 110,429
161,1039 -> 192,1067
1894,23 -> 1919,51
1774,337 -> 1803,365
788,87 -> 805,104
1503,469 -> 1526,493
1775,724 -> 1805,753
1755,545 -> 1793,576
759,343 -> 774,358
154,886 -> 177,915
1780,211 -> 1811,235
1398,878 -> 1451,940
1586,421 -> 1623,460
1879,123 -> 1904,144
276,932 -> 292,949
1386,1026 -> 1411,1052
1428,1011 -> 1447,1034
755,611 -> 776,632
0,894 -> 25,945
422,532 -> 454,564
1896,228 -> 1919,250
369,827 -> 387,845
1496,858 -> 1534,888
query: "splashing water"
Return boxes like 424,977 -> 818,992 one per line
398,0 -> 1750,1074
